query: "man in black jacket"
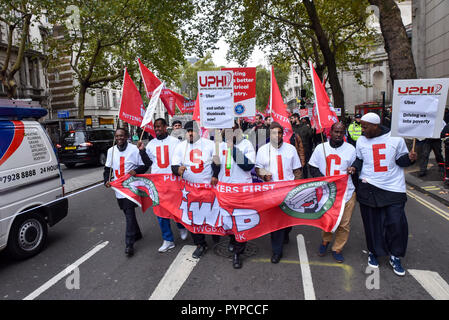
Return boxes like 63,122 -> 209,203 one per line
347,113 -> 417,276
104,127 -> 151,257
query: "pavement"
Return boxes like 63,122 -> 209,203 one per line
63,167 -> 103,194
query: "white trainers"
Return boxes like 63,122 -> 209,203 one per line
158,240 -> 175,253
179,228 -> 188,241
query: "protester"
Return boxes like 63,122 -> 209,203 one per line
309,122 -> 357,263
218,121 -> 256,269
291,113 -> 314,178
171,121 -> 220,259
347,113 -> 417,276
347,114 -> 362,146
416,137 -> 444,177
265,115 -> 272,127
171,120 -> 184,141
146,118 -> 188,253
248,114 -> 269,151
104,127 -> 151,257
255,122 -> 302,264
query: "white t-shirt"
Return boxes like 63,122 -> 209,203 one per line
309,141 -> 356,201
218,139 -> 256,183
146,135 -> 180,174
255,142 -> 302,181
106,144 -> 144,199
172,137 -> 216,183
356,132 -> 409,193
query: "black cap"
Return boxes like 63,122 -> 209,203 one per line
184,120 -> 199,132
355,113 -> 362,118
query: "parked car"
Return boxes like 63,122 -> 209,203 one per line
0,104 -> 68,259
58,128 -> 114,168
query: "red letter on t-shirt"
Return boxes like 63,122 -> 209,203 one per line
277,155 -> 284,180
190,149 -> 204,173
372,144 -> 387,172
115,156 -> 125,178
156,145 -> 170,168
326,154 -> 341,176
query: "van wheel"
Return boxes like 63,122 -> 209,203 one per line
7,213 -> 48,260
98,152 -> 106,166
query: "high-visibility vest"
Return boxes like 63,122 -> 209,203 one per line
348,122 -> 362,141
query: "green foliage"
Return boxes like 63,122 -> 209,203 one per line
255,64 -> 290,112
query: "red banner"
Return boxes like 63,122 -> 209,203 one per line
111,174 -> 348,242
270,66 -> 293,142
119,69 -> 155,137
309,61 -> 338,132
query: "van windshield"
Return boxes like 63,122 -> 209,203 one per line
63,131 -> 87,145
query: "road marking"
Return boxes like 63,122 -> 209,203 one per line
23,241 -> 109,300
408,269 -> 449,300
296,234 -> 316,300
251,258 -> 353,292
149,245 -> 199,300
407,190 -> 449,221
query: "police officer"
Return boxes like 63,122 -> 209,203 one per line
348,114 -> 362,146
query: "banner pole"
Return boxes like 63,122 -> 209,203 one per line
412,138 -> 416,153
320,131 -> 329,176
109,115 -> 119,182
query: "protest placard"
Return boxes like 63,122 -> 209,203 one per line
221,67 -> 256,117
197,71 -> 234,129
391,78 -> 449,138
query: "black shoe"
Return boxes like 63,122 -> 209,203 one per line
271,253 -> 282,264
192,245 -> 207,259
125,246 -> 134,257
228,242 -> 234,253
233,253 -> 242,269
135,233 -> 143,241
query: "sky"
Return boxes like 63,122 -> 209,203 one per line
211,38 -> 268,68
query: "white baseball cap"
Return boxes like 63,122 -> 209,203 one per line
361,112 -> 380,124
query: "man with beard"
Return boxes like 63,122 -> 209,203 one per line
218,121 -> 256,269
308,122 -> 356,263
255,122 -> 303,264
171,121 -> 220,259
347,113 -> 417,276
146,118 -> 188,253
104,127 -> 151,257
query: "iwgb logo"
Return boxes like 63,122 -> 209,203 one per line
198,72 -> 233,88
398,84 -> 443,95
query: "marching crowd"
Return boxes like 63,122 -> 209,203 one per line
103,112 -> 419,277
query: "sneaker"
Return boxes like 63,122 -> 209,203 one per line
368,252 -> 379,268
318,242 -> 329,256
332,251 -> 344,263
389,256 -> 406,276
125,245 -> 134,257
192,245 -> 207,259
179,228 -> 188,241
158,240 -> 175,253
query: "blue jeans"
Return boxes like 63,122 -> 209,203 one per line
158,217 -> 185,242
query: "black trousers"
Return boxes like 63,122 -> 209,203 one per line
191,233 -> 220,246
419,138 -> 444,172
359,202 -> 408,257
229,235 -> 246,254
270,227 -> 292,255
117,198 -> 142,247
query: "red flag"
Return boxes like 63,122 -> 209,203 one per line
169,89 -> 195,113
309,61 -> 338,132
111,174 -> 348,241
192,93 -> 200,122
138,59 -> 177,116
118,69 -> 155,137
270,66 -> 293,142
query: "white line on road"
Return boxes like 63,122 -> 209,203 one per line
408,269 -> 449,300
23,241 -> 109,300
296,234 -> 316,300
149,245 -> 199,300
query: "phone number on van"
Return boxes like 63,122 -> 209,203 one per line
1,165 -> 59,184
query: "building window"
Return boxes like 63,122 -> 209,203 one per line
112,92 -> 118,109
102,90 -> 109,109
295,76 -> 298,84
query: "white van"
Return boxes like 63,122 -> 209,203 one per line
0,104 -> 68,259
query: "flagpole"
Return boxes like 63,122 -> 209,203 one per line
309,61 -> 329,176
109,69 -> 128,182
